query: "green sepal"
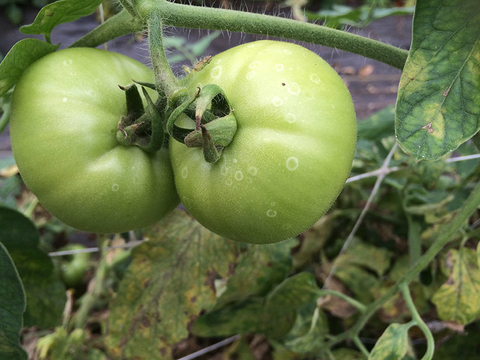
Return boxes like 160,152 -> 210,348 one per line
166,90 -> 198,137
200,125 -> 221,163
167,84 -> 237,163
116,85 -> 164,153
132,79 -> 156,91
185,113 -> 237,148
170,124 -> 194,144
137,87 -> 164,153
119,83 -> 145,125
194,84 -> 230,129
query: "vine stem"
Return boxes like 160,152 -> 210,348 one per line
70,10 -> 143,49
326,176 -> 480,348
317,289 -> 367,313
73,237 -> 110,329
71,4 -> 408,70
400,283 -> 435,360
147,10 -> 182,98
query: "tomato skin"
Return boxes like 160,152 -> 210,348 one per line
10,48 -> 179,233
170,41 -> 357,244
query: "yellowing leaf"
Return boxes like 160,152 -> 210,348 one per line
432,248 -> 480,325
105,210 -> 240,359
395,0 -> 480,160
369,323 -> 412,360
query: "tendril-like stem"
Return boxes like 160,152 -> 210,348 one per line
400,283 -> 435,360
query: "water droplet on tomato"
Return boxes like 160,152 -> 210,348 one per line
210,66 -> 222,79
272,97 -> 284,107
285,113 -> 296,123
235,171 -> 244,181
286,157 -> 299,171
287,82 -> 300,95
266,210 -> 277,217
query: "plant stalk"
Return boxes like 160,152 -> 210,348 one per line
147,10 -> 182,98
400,283 -> 435,360
71,5 -> 408,70
70,9 -> 144,49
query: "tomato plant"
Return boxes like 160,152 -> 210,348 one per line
170,41 -> 357,244
9,48 -> 179,234
2,0 -> 479,359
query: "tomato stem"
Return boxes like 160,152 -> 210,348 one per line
72,6 -> 408,70
400,283 -> 435,360
70,10 -> 143,49
147,10 -> 182,99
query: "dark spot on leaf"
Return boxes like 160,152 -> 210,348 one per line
142,316 -> 151,327
190,296 -> 197,303
186,315 -> 197,332
204,270 -> 217,292
143,279 -> 151,289
282,83 -> 286,86
228,262 -> 236,276
446,276 -> 455,285
266,261 -> 273,267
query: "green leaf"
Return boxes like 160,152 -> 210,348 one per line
281,303 -> 329,354
270,273 -> 328,351
20,0 -> 104,43
193,298 -> 276,337
0,242 -> 28,360
266,272 -> 320,310
305,5 -> 414,28
0,174 -> 22,210
357,106 -> 395,142
369,323 -> 412,360
0,39 -> 59,97
105,210 -> 242,360
222,336 -> 256,360
395,0 -> 480,160
193,272 -> 321,340
292,211 -> 338,269
331,348 -> 366,360
336,240 -> 391,277
215,239 -> 295,307
433,329 -> 480,360
432,248 -> 480,325
0,206 -> 66,328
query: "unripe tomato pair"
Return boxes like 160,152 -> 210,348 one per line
10,41 -> 356,243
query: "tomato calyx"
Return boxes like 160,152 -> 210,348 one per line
167,84 -> 237,163
116,83 -> 165,153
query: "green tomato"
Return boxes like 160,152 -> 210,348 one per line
170,40 -> 357,244
10,48 -> 179,233
57,244 -> 90,289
